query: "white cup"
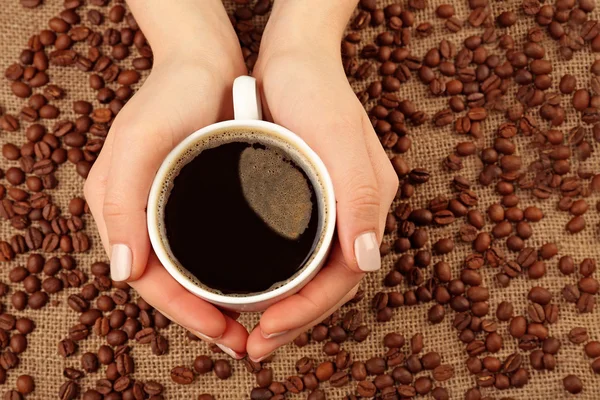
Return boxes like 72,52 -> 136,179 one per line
147,76 -> 336,312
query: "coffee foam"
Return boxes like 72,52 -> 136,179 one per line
239,145 -> 313,241
156,127 -> 329,297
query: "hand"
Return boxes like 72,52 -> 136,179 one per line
245,2 -> 399,361
84,0 -> 249,358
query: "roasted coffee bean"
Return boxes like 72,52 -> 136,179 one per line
528,287 -> 552,305
254,368 -> 272,388
171,366 -> 194,384
433,238 -> 454,254
28,291 -> 48,309
192,355 -> 213,375
250,388 -> 273,400
563,375 -> 583,394
406,354 -> 423,373
329,370 -> 349,387
496,301 -> 513,321
405,376 -> 429,395
581,258 -> 596,276
577,293 -> 595,313
426,364 -> 452,383
214,359 -> 231,380
542,337 -> 561,355
585,341 -> 600,358
509,316 -> 527,338
81,352 -> 98,373
365,357 -> 386,375
63,368 -> 83,381
579,277 -> 600,294
329,325 -> 347,343
419,352 -> 440,370
356,380 -> 376,397
428,304 -> 445,323
322,341 -> 339,355
527,323 -> 549,340
151,335 -> 168,355
59,381 -> 79,400
95,379 -> 112,395
313,361 -> 334,382
349,361 -> 367,382
107,329 -> 128,346
528,303 -> 546,323
545,303 -> 559,324
15,318 -> 33,335
10,334 -> 27,354
384,333 -> 405,348
335,350 -> 352,370
97,345 -> 114,365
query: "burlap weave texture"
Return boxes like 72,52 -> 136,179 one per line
0,0 -> 599,399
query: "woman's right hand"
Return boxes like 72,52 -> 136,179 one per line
84,0 -> 250,358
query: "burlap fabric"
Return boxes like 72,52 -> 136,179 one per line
0,0 -> 599,398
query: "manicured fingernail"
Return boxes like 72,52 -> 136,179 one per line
110,244 -> 132,281
354,232 -> 381,272
261,328 -> 288,339
250,350 -> 274,363
216,343 -> 245,360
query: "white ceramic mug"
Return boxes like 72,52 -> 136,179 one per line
147,76 -> 336,312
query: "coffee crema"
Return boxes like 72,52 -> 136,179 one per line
156,128 -> 328,295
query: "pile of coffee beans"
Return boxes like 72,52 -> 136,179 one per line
0,0 -> 599,398
347,0 -> 600,396
245,329 -> 453,400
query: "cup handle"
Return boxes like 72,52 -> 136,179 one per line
233,76 -> 263,121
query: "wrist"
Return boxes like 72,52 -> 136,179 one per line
262,0 -> 358,57
127,0 -> 244,76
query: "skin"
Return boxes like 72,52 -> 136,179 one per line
85,0 -> 398,361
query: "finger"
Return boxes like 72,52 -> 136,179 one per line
213,315 -> 248,359
362,118 -> 400,235
247,284 -> 359,362
129,253 -> 229,341
330,114 -> 383,275
257,244 -> 363,337
102,109 -> 173,282
164,313 -> 247,360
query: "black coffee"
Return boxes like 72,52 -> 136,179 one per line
164,140 -> 320,294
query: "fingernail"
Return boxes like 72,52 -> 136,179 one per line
261,328 -> 288,339
190,330 -> 222,343
110,244 -> 132,281
250,350 -> 274,363
216,343 -> 245,360
354,232 -> 381,272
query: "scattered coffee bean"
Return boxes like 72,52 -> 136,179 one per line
170,366 -> 194,385
563,375 -> 583,394
214,359 -> 232,380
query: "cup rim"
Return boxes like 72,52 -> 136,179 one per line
147,119 -> 336,306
